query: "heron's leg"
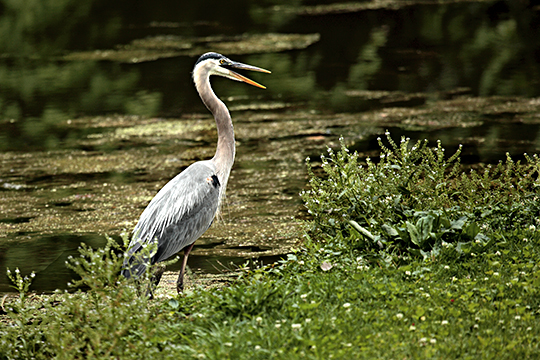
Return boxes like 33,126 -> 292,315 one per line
151,263 -> 166,287
177,242 -> 195,293
146,263 -> 166,299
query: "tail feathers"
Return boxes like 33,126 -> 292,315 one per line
121,252 -> 152,280
121,262 -> 148,279
122,234 -> 163,280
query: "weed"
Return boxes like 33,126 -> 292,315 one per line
301,132 -> 540,264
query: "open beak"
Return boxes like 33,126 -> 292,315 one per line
225,61 -> 271,89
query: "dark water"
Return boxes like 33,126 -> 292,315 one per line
1,0 -> 540,292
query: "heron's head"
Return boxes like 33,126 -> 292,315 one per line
193,52 -> 271,89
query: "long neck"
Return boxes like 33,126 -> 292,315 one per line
193,68 -> 236,195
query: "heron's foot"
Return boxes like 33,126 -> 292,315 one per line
176,271 -> 186,293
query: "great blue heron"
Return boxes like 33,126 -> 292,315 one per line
121,52 -> 270,293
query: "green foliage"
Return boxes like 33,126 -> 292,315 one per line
65,235 -> 124,291
157,228 -> 540,359
2,134 -> 540,359
0,236 -> 169,359
302,132 -> 540,263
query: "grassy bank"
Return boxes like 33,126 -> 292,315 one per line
1,134 -> 539,359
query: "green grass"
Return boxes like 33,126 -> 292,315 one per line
1,133 -> 540,359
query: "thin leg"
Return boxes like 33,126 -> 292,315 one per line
177,242 -> 195,293
146,263 -> 166,299
151,263 -> 166,287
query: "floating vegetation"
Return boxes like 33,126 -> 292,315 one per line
270,0 -> 499,16
64,33 -> 321,63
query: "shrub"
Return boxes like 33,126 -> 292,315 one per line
301,132 -> 540,263
0,236 -> 170,359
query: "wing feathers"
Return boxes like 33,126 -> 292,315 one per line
122,161 -> 220,275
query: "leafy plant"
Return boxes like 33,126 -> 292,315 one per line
302,132 -> 540,263
0,235 -> 169,359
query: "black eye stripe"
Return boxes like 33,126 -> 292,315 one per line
194,52 -> 224,66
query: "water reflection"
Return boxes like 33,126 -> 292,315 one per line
0,234 -> 106,292
1,0 -> 540,291
1,1 -> 539,150
0,234 -> 282,293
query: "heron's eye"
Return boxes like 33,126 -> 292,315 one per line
219,59 -> 226,65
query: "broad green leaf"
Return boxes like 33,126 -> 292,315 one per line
382,224 -> 398,237
451,216 -> 467,230
406,221 -> 421,246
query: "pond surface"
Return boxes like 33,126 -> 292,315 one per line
1,0 -> 540,292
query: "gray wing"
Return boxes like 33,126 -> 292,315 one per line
122,160 -> 220,277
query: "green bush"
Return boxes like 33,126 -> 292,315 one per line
302,132 -> 540,263
0,236 -> 169,359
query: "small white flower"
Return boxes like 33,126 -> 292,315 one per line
320,261 -> 333,271
224,342 -> 233,347
305,318 -> 311,323
255,317 -> 262,323
396,313 -> 404,319
444,265 -> 450,270
343,303 -> 351,308
515,315 -> 521,320
441,320 -> 448,325
430,338 -> 436,344
254,345 -> 261,350
275,324 -> 281,329
291,323 -> 302,330
300,294 -> 308,299
493,272 -> 500,277
405,271 -> 411,276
